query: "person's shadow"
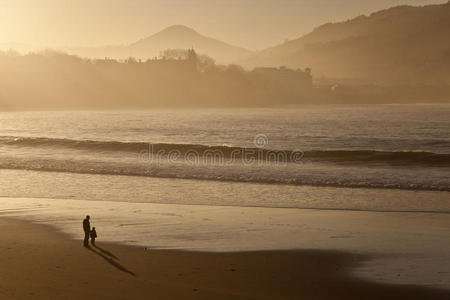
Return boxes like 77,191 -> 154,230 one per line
93,245 -> 120,260
88,245 -> 135,276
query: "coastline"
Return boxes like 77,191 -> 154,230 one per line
1,197 -> 450,290
1,217 -> 449,300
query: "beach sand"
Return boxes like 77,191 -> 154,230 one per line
1,218 -> 448,300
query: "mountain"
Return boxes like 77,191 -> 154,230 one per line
61,25 -> 253,64
129,25 -> 253,63
243,2 -> 450,84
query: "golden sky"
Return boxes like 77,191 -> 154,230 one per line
0,0 -> 446,50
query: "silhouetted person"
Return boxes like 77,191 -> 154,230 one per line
83,215 -> 90,247
90,227 -> 97,246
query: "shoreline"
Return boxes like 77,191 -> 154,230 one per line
1,217 -> 449,300
1,168 -> 449,213
2,193 -> 450,215
1,197 -> 449,290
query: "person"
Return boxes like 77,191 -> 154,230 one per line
90,227 -> 97,246
83,215 -> 90,247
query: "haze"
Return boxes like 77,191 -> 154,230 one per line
0,0 -> 446,50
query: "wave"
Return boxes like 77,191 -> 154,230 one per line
0,156 -> 448,192
1,136 -> 450,167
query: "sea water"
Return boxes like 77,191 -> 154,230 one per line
1,104 -> 449,288
0,104 -> 449,198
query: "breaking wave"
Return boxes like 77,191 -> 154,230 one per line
1,136 -> 449,167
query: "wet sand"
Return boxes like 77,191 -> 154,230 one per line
0,218 -> 448,300
2,197 -> 450,288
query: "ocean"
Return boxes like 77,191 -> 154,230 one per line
1,104 -> 449,288
0,104 -> 449,212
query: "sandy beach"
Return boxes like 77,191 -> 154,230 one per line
1,196 -> 449,289
0,217 -> 448,300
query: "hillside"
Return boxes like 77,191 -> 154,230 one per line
244,2 -> 450,84
0,51 -> 312,110
62,25 -> 253,64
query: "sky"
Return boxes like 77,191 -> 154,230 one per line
0,0 -> 447,50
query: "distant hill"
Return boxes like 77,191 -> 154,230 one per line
129,25 -> 253,63
0,51 -> 313,110
243,2 -> 450,84
61,25 -> 253,64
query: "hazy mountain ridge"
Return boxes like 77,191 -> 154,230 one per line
244,2 -> 450,84
60,25 -> 253,64
129,25 -> 253,63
